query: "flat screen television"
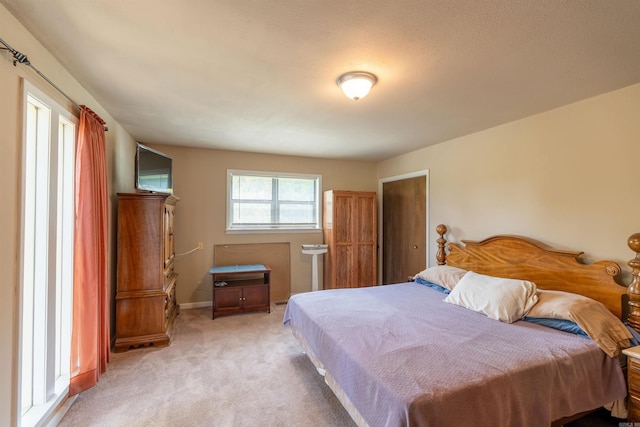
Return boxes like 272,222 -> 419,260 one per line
135,143 -> 173,194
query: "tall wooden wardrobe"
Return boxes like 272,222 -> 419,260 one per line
323,190 -> 377,289
115,193 -> 179,352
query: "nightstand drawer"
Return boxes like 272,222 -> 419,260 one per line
630,358 -> 640,393
624,347 -> 640,422
629,396 -> 640,422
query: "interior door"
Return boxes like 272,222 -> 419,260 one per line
382,175 -> 427,284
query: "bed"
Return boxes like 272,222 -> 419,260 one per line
283,225 -> 640,427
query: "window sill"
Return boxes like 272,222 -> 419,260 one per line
21,379 -> 70,427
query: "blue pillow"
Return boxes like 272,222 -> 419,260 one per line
414,277 -> 451,294
625,322 -> 640,347
524,317 -> 588,337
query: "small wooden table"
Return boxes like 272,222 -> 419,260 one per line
209,264 -> 271,319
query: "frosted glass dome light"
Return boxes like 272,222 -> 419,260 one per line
336,71 -> 377,100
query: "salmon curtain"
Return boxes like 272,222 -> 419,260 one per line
69,106 -> 110,396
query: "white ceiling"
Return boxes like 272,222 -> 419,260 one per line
3,1 -> 640,161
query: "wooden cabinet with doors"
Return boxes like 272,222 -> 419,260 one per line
212,284 -> 270,318
115,193 -> 180,352
209,264 -> 271,319
323,190 -> 377,289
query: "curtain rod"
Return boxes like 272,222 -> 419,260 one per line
0,35 -> 108,131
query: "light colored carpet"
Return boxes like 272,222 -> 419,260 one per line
59,304 -> 356,427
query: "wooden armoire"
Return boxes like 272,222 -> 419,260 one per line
115,193 -> 179,352
323,190 -> 377,289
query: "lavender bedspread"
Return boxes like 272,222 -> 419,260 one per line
283,283 -> 626,427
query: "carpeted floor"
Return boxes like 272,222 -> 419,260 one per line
59,305 -> 355,426
59,304 -> 624,427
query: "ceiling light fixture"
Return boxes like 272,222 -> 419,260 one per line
336,71 -> 377,100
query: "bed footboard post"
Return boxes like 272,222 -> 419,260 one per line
436,224 -> 448,265
627,233 -> 640,332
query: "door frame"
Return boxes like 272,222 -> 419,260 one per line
377,170 -> 430,285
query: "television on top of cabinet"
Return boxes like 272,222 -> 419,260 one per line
135,143 -> 173,194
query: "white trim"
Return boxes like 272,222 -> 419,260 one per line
226,169 -> 322,232
44,394 -> 77,427
18,79 -> 77,427
20,384 -> 71,427
377,170 -> 430,284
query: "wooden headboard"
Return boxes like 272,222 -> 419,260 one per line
435,224 -> 640,327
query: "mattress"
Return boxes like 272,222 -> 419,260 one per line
283,283 -> 627,427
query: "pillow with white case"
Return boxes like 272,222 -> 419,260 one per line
444,271 -> 538,323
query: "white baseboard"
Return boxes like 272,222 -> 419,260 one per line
179,301 -> 212,309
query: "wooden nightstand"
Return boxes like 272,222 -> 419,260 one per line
209,264 -> 271,320
623,346 -> 640,421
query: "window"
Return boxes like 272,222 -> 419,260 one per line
227,170 -> 321,232
19,82 -> 76,427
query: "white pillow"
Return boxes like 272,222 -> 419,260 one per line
444,271 -> 538,323
413,265 -> 468,291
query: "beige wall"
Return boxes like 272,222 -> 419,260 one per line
4,1 -> 640,424
144,145 -> 377,302
1,5 -> 376,420
1,5 -> 136,424
378,83 -> 640,275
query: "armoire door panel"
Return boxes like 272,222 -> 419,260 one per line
358,244 -> 376,286
334,195 -> 354,244
323,190 -> 377,289
357,196 -> 376,243
117,198 -> 164,291
334,245 -> 354,288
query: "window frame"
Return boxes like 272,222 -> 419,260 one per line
226,169 -> 322,233
18,80 -> 77,427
